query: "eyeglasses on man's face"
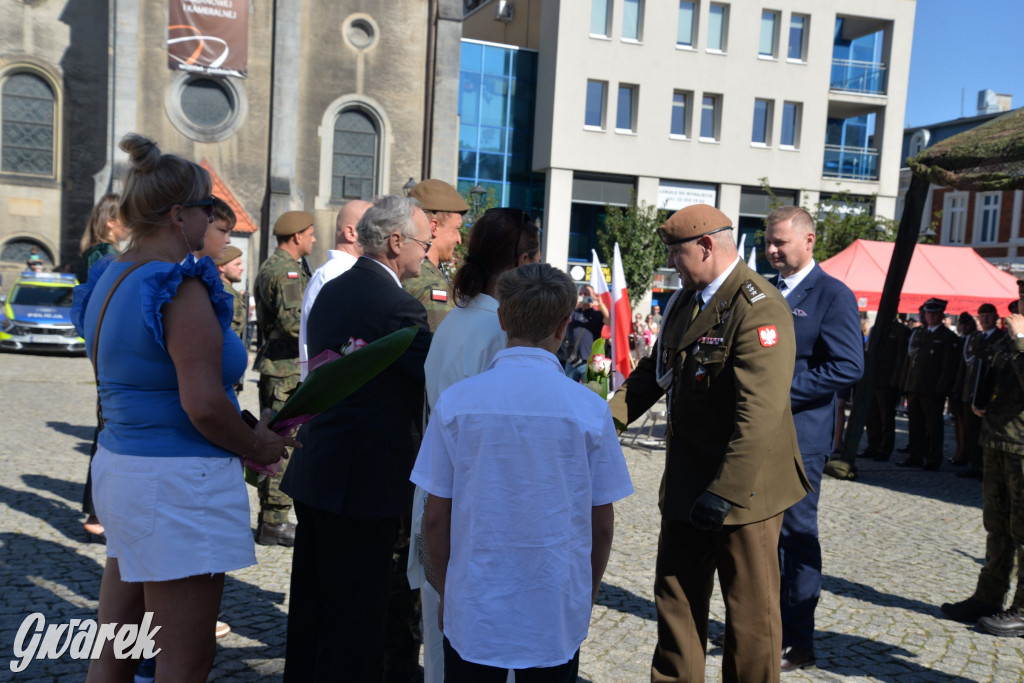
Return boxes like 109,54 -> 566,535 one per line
405,235 -> 433,254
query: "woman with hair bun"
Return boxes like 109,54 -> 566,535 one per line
409,207 -> 541,683
73,134 -> 296,682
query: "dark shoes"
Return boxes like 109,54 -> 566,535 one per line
256,521 -> 296,547
978,608 -> 1024,637
940,597 -> 1001,623
781,646 -> 816,672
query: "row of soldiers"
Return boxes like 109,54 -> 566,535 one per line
862,296 -> 1013,475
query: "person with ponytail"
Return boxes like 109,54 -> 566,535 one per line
72,134 -> 295,682
78,193 -> 127,283
408,207 -> 540,683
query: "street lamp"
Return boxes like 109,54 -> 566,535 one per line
469,183 -> 486,221
403,178 -> 417,196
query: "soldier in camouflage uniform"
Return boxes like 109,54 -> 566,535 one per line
253,210 -> 315,546
403,179 -> 469,332
941,304 -> 1024,636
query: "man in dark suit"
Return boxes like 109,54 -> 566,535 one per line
954,303 -> 1006,479
611,204 -> 809,683
281,195 -> 433,682
764,206 -> 864,672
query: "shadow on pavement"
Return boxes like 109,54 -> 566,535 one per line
0,483 -> 88,544
597,581 -> 656,622
45,420 -> 96,456
23,473 -> 85,508
822,574 -> 944,620
813,630 -> 977,681
838,463 -> 983,510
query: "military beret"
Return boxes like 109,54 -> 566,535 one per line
657,204 -> 733,245
977,303 -> 997,314
214,245 -> 242,266
921,297 -> 947,312
409,179 -> 470,213
274,211 -> 315,236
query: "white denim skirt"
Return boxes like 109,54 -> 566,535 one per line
92,445 -> 257,583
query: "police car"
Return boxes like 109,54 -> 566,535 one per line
0,271 -> 86,354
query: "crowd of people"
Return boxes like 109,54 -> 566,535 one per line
70,133 -> 1023,682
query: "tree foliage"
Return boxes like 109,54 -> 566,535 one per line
598,193 -> 667,308
758,178 -> 899,262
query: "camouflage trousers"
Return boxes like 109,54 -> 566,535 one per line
257,373 -> 300,525
974,447 -> 1024,609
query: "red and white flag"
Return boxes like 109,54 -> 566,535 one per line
611,243 -> 633,387
589,249 -> 611,308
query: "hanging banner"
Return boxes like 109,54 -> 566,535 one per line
168,0 -> 248,78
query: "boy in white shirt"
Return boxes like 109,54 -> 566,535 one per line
411,263 -> 634,682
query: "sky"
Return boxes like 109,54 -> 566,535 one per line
904,0 -> 1024,128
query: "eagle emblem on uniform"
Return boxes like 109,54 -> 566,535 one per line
758,325 -> 778,347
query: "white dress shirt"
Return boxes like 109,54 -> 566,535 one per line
299,250 -> 358,378
776,259 -> 816,298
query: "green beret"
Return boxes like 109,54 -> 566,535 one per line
214,245 -> 243,266
274,211 -> 315,236
409,179 -> 469,213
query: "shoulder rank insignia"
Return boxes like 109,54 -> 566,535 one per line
741,279 -> 767,304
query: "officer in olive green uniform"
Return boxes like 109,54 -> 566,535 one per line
899,298 -> 959,471
610,205 -> 809,683
941,303 -> 1024,636
402,179 -> 469,332
253,211 -> 315,546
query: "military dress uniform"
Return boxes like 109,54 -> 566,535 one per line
901,303 -> 959,470
956,325 -> 1006,472
610,205 -> 809,683
254,240 -> 310,530
403,260 -> 453,333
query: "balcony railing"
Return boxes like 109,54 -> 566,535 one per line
830,58 -> 887,95
822,145 -> 879,181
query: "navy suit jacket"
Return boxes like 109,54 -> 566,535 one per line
280,257 -> 431,518
776,263 -> 864,458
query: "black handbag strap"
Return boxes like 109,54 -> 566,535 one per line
91,260 -> 155,424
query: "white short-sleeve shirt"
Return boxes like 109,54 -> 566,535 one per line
410,347 -> 634,669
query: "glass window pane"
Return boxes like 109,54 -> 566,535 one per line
781,102 -> 798,146
480,75 -> 509,126
591,0 -> 609,35
752,99 -> 769,144
458,150 -> 478,179
788,15 -> 806,60
585,81 -> 605,127
460,73 -> 481,125
671,92 -> 687,136
478,153 -> 505,181
478,126 -> 506,154
701,95 -> 717,139
708,4 -> 726,51
459,123 -> 478,151
759,12 -> 777,56
1,73 -> 55,176
332,110 -> 377,201
623,0 -> 641,40
461,42 -> 482,72
483,46 -> 510,76
616,86 -> 633,130
677,2 -> 695,46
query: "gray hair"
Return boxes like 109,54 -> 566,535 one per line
356,195 -> 422,256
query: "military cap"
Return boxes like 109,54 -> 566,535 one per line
273,210 -> 315,236
978,302 -> 997,314
214,245 -> 242,266
921,297 -> 947,313
409,179 -> 470,213
657,204 -> 733,245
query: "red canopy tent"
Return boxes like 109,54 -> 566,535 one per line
819,239 -> 1019,314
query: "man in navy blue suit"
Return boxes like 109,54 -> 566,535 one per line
764,206 -> 864,672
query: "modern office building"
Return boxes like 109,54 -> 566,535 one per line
464,0 -> 916,290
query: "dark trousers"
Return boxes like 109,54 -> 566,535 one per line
974,447 -> 1024,609
651,514 -> 784,683
906,392 -> 945,466
779,451 -> 828,651
284,502 -> 400,683
865,386 -> 899,457
443,637 -> 578,683
962,404 -> 984,471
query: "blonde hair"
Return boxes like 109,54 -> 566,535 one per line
766,205 -> 815,235
79,193 -> 121,254
117,134 -> 211,246
496,263 -> 577,343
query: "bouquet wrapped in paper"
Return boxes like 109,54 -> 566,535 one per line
244,325 -> 418,485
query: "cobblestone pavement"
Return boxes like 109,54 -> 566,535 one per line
1,353 -> 1022,681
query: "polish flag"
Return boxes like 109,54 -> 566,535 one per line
611,243 -> 633,387
589,249 -> 612,310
